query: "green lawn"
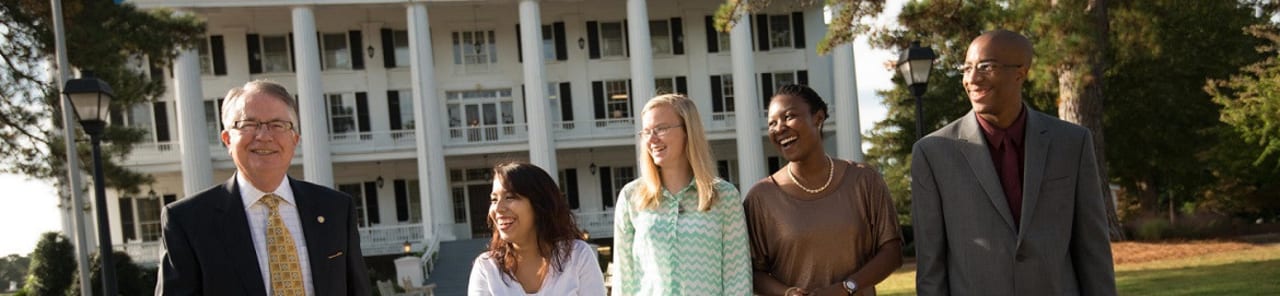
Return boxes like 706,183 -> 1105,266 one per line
873,242 -> 1280,295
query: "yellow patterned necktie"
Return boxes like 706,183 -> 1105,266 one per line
261,194 -> 305,296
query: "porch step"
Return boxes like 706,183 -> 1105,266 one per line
428,238 -> 490,296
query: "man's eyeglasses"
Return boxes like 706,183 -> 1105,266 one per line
957,62 -> 1022,75
232,120 -> 295,134
637,125 -> 684,138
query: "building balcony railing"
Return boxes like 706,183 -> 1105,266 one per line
114,241 -> 162,266
359,222 -> 426,257
575,210 -> 614,239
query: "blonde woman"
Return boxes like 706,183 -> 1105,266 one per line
611,94 -> 752,295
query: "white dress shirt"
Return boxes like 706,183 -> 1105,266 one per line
468,240 -> 607,296
237,173 -> 315,296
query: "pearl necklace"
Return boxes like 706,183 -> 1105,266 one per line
788,155 -> 834,194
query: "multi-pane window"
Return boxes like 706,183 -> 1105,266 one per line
196,37 -> 213,75
605,80 -> 630,119
720,75 -> 735,112
406,180 -> 423,223
393,30 -> 411,68
327,93 -> 357,136
337,184 -> 370,227
118,196 -> 164,242
451,187 -> 467,224
128,104 -> 155,143
650,20 -> 672,55
321,32 -> 351,70
599,22 -> 626,58
717,159 -> 739,187
610,166 -> 635,203
389,90 -> 415,130
773,72 -> 797,88
541,25 -> 557,61
655,78 -> 675,95
261,35 -> 292,73
445,89 -> 516,142
204,99 -> 223,145
769,14 -> 793,48
452,30 -> 498,72
718,30 -> 731,52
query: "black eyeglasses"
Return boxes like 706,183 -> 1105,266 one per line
232,120 -> 295,134
957,61 -> 1023,75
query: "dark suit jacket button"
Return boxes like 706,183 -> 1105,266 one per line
1016,254 -> 1027,262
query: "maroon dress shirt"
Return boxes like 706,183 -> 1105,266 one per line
976,108 -> 1027,228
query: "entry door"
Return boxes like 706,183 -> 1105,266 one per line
468,184 -> 492,238
463,103 -> 499,141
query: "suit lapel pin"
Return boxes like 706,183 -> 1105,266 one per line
317,216 -> 326,224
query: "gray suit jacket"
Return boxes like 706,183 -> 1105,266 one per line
911,107 -> 1116,296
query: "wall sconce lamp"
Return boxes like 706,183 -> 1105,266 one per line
578,37 -> 586,50
366,45 -> 375,58
376,176 -> 385,188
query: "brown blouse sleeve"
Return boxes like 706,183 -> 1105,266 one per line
744,178 -> 776,274
860,166 -> 903,248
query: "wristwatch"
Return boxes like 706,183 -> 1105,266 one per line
843,279 -> 858,295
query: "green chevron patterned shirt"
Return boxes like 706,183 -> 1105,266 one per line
611,178 -> 752,296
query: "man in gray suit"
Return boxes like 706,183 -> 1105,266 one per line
910,30 -> 1116,296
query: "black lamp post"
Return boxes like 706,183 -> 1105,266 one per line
897,41 -> 937,140
64,72 -> 117,296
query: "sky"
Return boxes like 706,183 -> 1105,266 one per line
0,0 -> 908,257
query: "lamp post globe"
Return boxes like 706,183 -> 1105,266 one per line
897,41 -> 937,140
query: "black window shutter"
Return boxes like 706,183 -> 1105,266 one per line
163,194 -> 176,206
592,81 -> 605,119
153,102 -> 170,142
675,76 -> 687,95
623,21 -> 630,57
798,70 -> 809,86
671,17 -> 684,55
710,75 -> 724,112
520,85 -> 528,121
149,60 -> 165,82
349,30 -> 364,70
761,73 -> 774,108
363,182 -> 380,224
792,12 -> 805,49
755,14 -> 770,51
210,35 -> 227,76
119,198 -> 136,241
565,169 -> 580,210
586,21 -> 601,59
288,32 -> 296,72
394,180 -> 409,222
356,92 -> 370,132
704,15 -> 718,53
247,34 -> 262,74
381,28 -> 396,68
516,24 -> 523,63
599,166 -> 614,209
553,22 -> 568,61
388,91 -> 402,130
559,82 -> 574,121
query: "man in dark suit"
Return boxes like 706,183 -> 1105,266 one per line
910,30 -> 1116,296
156,80 -> 370,296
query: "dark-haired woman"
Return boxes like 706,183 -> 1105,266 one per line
468,162 -> 606,295
745,85 -> 903,296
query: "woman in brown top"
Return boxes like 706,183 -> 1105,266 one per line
745,84 -> 903,296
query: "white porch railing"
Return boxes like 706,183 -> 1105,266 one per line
552,119 -> 635,140
575,211 -> 614,239
115,241 -> 162,267
445,123 -> 527,145
359,223 -> 425,256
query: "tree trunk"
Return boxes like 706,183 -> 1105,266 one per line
1057,0 -> 1126,240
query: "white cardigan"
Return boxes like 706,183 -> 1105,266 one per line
468,240 -> 606,296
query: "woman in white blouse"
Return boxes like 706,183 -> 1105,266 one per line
468,162 -> 606,296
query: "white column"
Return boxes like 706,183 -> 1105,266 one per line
731,4 -> 765,192
292,6 -> 333,187
173,37 -> 215,195
407,3 -> 449,241
832,42 -> 862,162
519,0 -> 558,180
627,0 -> 655,163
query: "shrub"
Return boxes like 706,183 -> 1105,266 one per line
1135,218 -> 1172,241
22,232 -> 75,296
68,251 -> 153,296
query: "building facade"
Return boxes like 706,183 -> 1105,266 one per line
104,0 -> 860,266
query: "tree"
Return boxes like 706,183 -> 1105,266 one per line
0,254 -> 32,291
0,0 -> 203,195
22,232 -> 74,296
1106,0 -> 1269,220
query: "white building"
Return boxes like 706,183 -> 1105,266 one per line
105,0 -> 861,266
